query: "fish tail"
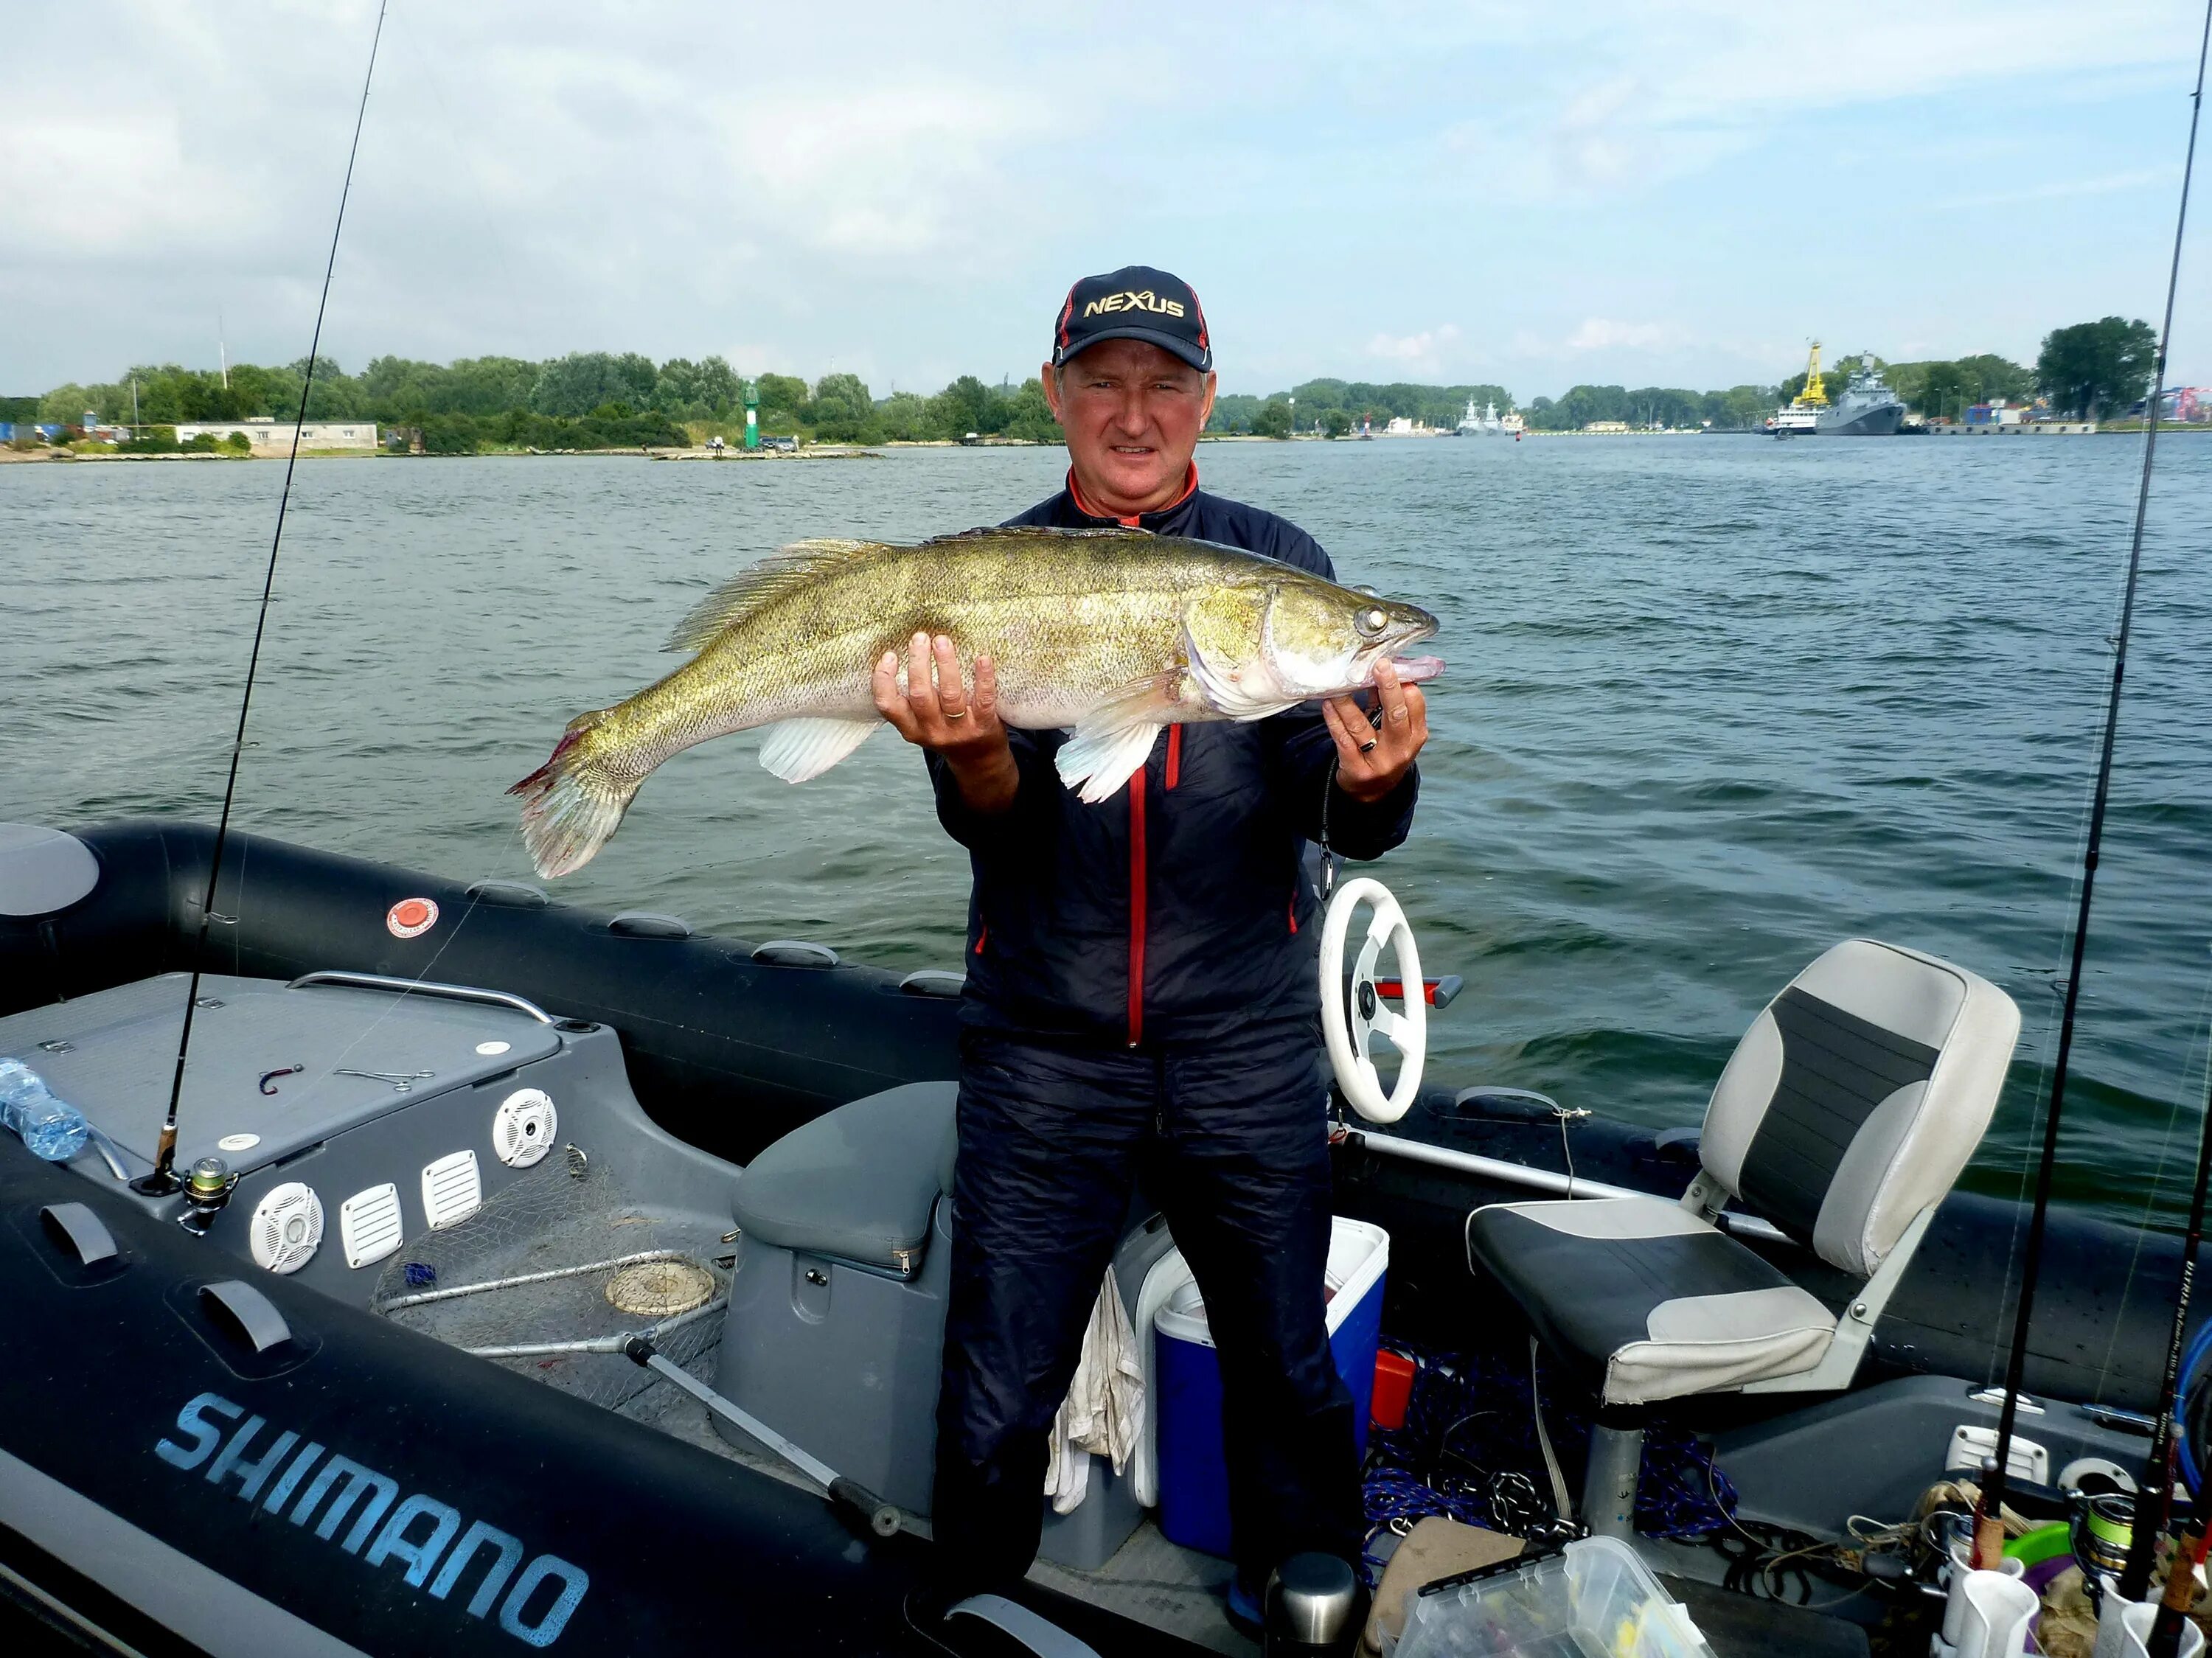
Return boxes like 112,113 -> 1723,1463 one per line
508,711 -> 639,878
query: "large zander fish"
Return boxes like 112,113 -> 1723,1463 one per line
511,526 -> 1441,878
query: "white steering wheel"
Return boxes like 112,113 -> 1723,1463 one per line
1318,876 -> 1427,1124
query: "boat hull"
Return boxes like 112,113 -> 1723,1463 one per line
1,819 -> 2191,1413
1818,404 -> 1906,436
0,819 -> 2198,1655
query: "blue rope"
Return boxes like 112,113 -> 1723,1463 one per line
2179,1317 -> 2212,1497
1359,1337 -> 1739,1581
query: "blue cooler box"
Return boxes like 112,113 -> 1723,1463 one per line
1152,1216 -> 1388,1558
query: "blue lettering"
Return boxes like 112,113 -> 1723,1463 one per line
498,1555 -> 589,1648
429,1519 -> 524,1619
154,1393 -> 240,1471
156,1395 -> 584,1647
204,1417 -> 300,1504
291,1455 -> 398,1553
262,1441 -> 323,1513
366,1493 -> 462,1589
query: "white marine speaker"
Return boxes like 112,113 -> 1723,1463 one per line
248,1182 -> 324,1275
492,1088 -> 558,1168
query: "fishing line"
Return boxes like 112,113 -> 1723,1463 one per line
1975,0 -> 2212,1561
137,0 -> 390,1195
2085,959 -> 2212,1409
2114,994 -> 2212,1603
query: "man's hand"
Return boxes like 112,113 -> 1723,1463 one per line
874,632 -> 1020,814
1321,658 -> 1428,803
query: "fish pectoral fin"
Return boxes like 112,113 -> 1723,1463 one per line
757,717 -> 879,784
1056,715 -> 1166,805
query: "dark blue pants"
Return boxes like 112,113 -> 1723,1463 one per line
932,1020 -> 1363,1593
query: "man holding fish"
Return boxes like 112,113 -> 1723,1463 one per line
512,265 -> 1437,1626
875,268 -> 1430,1627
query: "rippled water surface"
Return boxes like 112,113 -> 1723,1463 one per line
9,438 -> 2212,1227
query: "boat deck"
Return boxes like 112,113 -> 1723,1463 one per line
372,1163 -> 1257,1654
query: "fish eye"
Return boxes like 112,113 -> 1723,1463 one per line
1357,607 -> 1388,636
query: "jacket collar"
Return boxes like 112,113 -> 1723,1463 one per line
1064,461 -> 1200,531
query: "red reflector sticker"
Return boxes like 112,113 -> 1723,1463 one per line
386,896 -> 439,939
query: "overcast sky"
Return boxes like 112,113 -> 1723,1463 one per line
7,1 -> 2211,401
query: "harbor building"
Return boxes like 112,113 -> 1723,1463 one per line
172,418 -> 379,453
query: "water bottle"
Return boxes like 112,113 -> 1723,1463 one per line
0,1058 -> 91,1162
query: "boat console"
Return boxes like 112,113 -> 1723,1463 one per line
720,1081 -> 1178,1567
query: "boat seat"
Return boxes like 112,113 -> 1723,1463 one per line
1472,1195 -> 1839,1405
730,1081 -> 956,1276
1465,939 -> 2020,1534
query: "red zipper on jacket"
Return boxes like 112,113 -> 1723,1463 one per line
1127,733 -> 1181,1046
1127,772 -> 1147,1046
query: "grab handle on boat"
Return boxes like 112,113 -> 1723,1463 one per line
899,970 -> 965,998
464,878 -> 551,909
198,1280 -> 293,1355
751,939 -> 840,969
40,1201 -> 118,1267
287,970 -> 554,1025
609,911 -> 692,939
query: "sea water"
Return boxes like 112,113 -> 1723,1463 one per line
5,437 -> 2211,1226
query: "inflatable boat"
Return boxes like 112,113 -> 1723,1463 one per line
0,816 -> 2195,1657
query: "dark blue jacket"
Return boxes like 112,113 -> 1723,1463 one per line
925,470 -> 1419,1047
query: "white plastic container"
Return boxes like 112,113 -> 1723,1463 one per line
1392,1535 -> 1715,1658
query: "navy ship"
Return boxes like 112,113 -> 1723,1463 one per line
1817,352 -> 1907,436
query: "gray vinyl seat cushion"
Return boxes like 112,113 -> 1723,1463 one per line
1467,940 -> 2020,1407
1465,1196 -> 1837,1405
731,1081 -> 958,1274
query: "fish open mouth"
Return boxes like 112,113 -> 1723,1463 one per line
1388,654 -> 1444,684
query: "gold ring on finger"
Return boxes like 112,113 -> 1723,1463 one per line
945,708 -> 968,720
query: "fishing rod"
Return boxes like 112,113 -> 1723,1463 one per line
1972,0 -> 2212,1570
2114,1042 -> 2212,1605
136,1 -> 389,1197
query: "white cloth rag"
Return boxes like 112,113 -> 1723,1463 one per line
1044,1265 -> 1146,1514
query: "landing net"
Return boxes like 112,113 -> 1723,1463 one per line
372,1151 -> 729,1413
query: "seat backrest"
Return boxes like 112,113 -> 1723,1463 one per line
1697,939 -> 2020,1278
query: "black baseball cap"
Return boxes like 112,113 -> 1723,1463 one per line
1051,265 -> 1212,373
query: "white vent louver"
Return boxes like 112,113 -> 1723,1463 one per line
492,1089 -> 558,1168
421,1149 -> 482,1230
248,1182 -> 324,1275
338,1182 -> 403,1269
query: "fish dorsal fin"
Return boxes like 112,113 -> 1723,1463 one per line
916,524 -> 1146,549
664,539 -> 880,652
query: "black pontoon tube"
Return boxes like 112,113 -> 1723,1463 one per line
1978,0 -> 2212,1567
140,1 -> 390,1197
2115,1043 -> 2212,1601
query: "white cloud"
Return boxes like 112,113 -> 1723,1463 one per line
1366,324 -> 1461,373
1566,318 -> 1675,352
3,1 -> 2207,395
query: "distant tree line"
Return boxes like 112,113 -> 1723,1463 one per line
17,316 -> 2167,453
1209,380 -> 1517,436
27,354 -> 1068,452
